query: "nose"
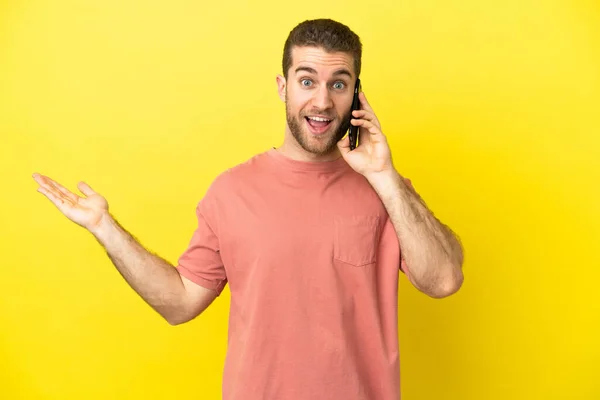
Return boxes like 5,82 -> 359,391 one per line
311,85 -> 333,110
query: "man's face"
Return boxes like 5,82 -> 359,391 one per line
278,46 -> 356,156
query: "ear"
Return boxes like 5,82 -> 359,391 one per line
276,74 -> 286,102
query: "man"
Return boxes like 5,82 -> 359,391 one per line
33,18 -> 463,400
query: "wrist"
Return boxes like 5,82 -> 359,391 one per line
90,211 -> 118,244
365,168 -> 401,190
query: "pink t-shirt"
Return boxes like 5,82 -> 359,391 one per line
177,148 -> 406,400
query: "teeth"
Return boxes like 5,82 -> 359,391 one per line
308,116 -> 331,122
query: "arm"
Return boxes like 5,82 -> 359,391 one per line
336,91 -> 464,298
92,213 -> 218,324
367,170 -> 464,298
32,173 -> 217,324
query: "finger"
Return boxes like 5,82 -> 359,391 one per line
358,92 -> 375,113
352,109 -> 381,129
351,118 -> 382,136
38,175 -> 80,204
37,185 -> 75,211
48,178 -> 80,203
352,109 -> 374,121
33,173 -> 62,193
33,174 -> 70,202
77,181 -> 96,197
337,134 -> 351,155
32,173 -> 49,188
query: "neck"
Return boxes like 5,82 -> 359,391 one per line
275,130 -> 342,163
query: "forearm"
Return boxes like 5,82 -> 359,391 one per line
90,212 -> 189,320
367,170 -> 464,298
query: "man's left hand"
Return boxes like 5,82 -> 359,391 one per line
337,92 -> 395,179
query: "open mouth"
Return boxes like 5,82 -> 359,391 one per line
304,116 -> 333,135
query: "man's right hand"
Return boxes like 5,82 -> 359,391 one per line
32,173 -> 109,234
31,172 -> 218,324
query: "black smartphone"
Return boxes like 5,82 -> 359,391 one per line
348,78 -> 361,150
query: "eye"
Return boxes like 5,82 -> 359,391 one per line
333,81 -> 345,90
301,79 -> 313,87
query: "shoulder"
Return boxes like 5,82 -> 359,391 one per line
203,150 -> 271,197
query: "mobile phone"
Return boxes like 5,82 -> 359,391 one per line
348,78 -> 361,150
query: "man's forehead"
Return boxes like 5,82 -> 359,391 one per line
290,46 -> 354,76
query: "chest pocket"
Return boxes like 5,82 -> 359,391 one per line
333,214 -> 381,267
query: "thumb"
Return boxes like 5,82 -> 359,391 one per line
77,181 -> 96,196
337,134 -> 351,156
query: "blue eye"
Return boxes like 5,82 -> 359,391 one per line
301,79 -> 312,87
333,81 -> 345,90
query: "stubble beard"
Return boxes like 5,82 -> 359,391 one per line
286,101 -> 351,156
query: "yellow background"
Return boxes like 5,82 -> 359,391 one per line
1,0 -> 599,399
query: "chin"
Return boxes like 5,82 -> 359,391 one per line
287,113 -> 345,156
300,132 -> 339,155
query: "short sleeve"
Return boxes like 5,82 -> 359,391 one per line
399,177 -> 413,276
176,181 -> 227,295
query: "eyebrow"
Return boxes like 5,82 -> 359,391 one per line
294,66 -> 353,79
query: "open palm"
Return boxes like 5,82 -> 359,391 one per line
32,173 -> 108,232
